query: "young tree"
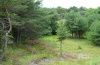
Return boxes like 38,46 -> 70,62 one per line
56,21 -> 67,57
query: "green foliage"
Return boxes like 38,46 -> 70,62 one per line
56,6 -> 67,19
0,0 -> 44,43
68,6 -> 79,12
87,13 -> 100,27
65,11 -> 88,38
86,21 -> 100,46
57,21 -> 67,41
39,8 -> 59,35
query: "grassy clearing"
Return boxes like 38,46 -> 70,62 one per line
40,35 -> 100,65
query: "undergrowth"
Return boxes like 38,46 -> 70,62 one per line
1,40 -> 54,65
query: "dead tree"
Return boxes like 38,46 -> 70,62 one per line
0,8 -> 12,62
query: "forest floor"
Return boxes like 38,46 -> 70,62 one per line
1,35 -> 100,65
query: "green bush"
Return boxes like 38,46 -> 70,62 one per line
87,21 -> 100,46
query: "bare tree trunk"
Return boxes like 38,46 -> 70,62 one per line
60,41 -> 63,57
0,32 -> 8,62
6,8 -> 12,34
0,8 -> 12,62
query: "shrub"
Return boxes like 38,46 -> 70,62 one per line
87,21 -> 100,46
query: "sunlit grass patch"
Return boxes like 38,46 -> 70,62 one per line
40,35 -> 100,65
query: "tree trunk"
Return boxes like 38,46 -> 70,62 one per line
60,41 -> 63,57
72,33 -> 73,38
0,32 -> 8,62
0,8 -> 12,62
77,31 -> 79,39
79,32 -> 80,39
6,8 -> 12,34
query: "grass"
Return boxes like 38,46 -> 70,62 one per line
1,35 -> 100,65
40,35 -> 100,65
1,44 -> 53,65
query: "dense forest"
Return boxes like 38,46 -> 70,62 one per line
0,0 -> 100,65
